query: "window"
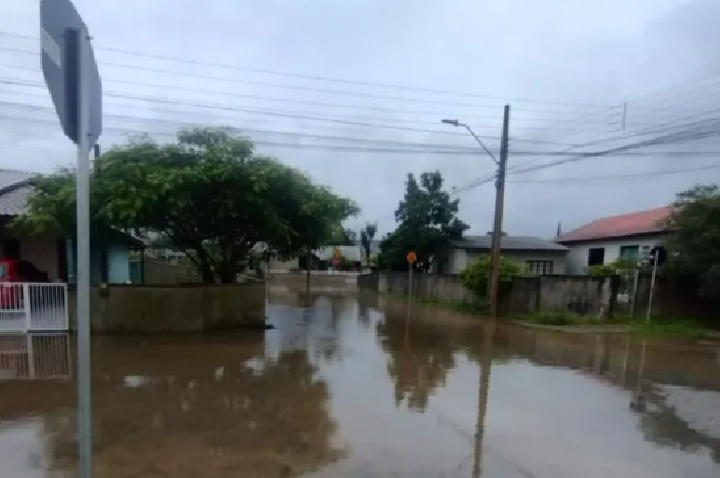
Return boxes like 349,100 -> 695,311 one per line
527,260 -> 554,275
588,248 -> 605,266
619,245 -> 640,261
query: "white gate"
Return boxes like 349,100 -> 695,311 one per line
0,283 -> 69,332
616,269 -> 637,306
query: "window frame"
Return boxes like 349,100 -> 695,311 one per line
526,260 -> 554,275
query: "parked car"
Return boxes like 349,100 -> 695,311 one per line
0,258 -> 52,309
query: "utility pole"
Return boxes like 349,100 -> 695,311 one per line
488,105 -> 510,317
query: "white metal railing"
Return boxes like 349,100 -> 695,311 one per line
0,333 -> 71,380
0,283 -> 69,332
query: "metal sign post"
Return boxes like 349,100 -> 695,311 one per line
406,252 -> 416,297
74,27 -> 93,478
645,251 -> 659,324
40,2 -> 102,477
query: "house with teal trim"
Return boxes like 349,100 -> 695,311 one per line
0,170 -> 145,283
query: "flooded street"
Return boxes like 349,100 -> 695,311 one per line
1,291 -> 719,478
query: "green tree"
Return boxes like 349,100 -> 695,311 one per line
665,184 -> 720,296
327,227 -> 357,246
360,222 -> 377,265
586,258 -> 637,275
459,255 -> 522,299
16,127 -> 359,283
378,171 -> 468,272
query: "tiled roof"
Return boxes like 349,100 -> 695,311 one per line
556,206 -> 673,243
0,184 -> 32,215
0,169 -> 34,191
450,235 -> 568,252
0,169 -> 36,216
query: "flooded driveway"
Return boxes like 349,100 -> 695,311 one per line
1,291 -> 719,477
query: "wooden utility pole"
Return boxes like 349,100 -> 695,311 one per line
488,105 -> 510,317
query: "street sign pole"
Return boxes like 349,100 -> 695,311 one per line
645,252 -> 659,324
408,262 -> 413,298
72,26 -> 93,478
41,2 -> 102,474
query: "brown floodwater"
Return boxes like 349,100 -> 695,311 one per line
1,291 -> 719,477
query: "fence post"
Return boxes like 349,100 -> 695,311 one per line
63,283 -> 70,330
629,269 -> 640,318
23,283 -> 32,332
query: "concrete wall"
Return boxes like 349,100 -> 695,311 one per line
442,248 -> 567,275
508,275 -> 618,318
633,274 -> 719,322
68,283 -> 266,332
269,256 -> 299,271
563,234 -> 667,274
268,271 -> 358,292
360,272 -> 618,318
365,272 -> 478,305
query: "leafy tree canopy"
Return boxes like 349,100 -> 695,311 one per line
360,222 -> 377,264
16,127 -> 359,282
665,184 -> 720,296
378,171 -> 468,272
586,258 -> 637,276
459,255 -> 522,299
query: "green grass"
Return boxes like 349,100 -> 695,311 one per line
515,311 -> 719,339
623,314 -> 718,340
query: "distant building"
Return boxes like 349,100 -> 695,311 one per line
435,234 -> 569,275
556,207 -> 673,274
0,169 -> 143,283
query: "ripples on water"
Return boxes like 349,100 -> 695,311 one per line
0,291 -> 718,478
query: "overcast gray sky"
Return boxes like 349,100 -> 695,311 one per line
1,0 -> 719,238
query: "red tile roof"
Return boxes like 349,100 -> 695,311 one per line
556,206 -> 673,243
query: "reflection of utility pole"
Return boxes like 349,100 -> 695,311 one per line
630,340 -> 647,412
472,320 -> 496,478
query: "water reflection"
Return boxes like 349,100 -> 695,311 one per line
0,294 -> 718,478
0,333 -> 70,380
2,335 -> 343,477
376,299 -> 463,412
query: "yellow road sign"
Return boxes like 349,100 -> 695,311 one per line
407,251 -> 417,263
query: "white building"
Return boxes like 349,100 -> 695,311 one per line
556,206 -> 672,275
436,234 -> 569,275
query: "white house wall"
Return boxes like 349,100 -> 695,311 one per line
564,234 -> 667,274
448,249 -> 567,275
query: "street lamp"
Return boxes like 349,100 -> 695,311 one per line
441,119 -> 498,164
441,107 -> 511,317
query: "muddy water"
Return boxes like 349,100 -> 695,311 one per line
1,291 -> 719,478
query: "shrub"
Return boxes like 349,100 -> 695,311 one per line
459,255 -> 522,298
586,258 -> 636,275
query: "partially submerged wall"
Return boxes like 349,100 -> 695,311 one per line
68,283 -> 266,332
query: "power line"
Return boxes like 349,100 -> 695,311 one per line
449,119 -> 720,194
0,78 -> 579,146
504,108 -> 720,175
0,67 -> 617,127
508,163 -> 720,184
2,46 -> 615,116
4,112 -> 720,157
0,31 -> 614,110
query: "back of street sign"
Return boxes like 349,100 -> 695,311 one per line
40,0 -> 102,147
